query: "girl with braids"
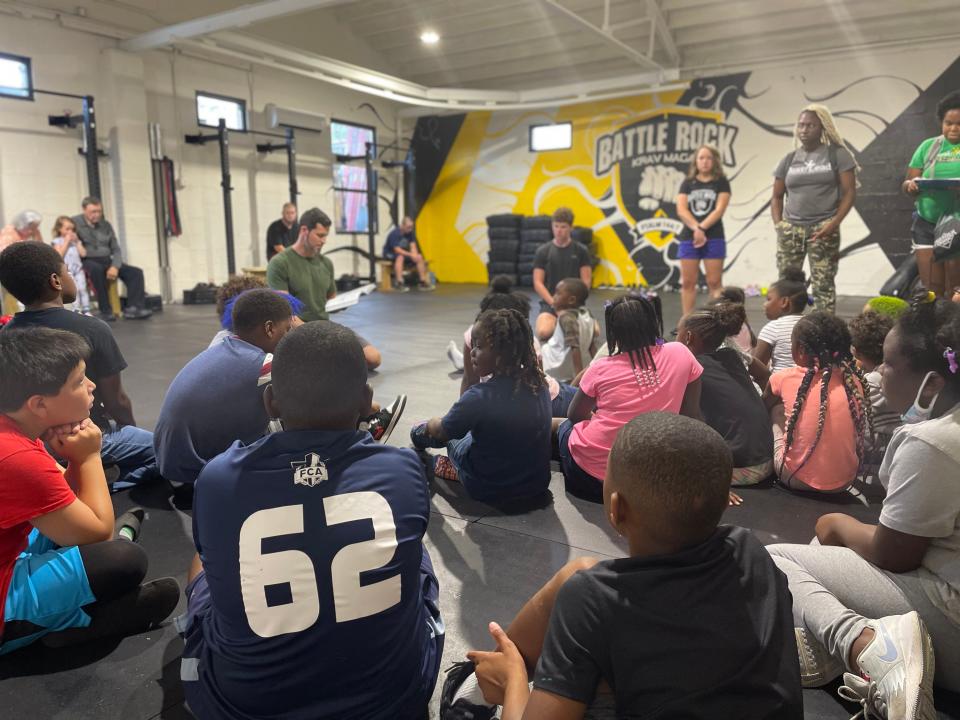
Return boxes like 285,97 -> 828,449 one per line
771,103 -> 858,313
763,311 -> 871,493
677,302 -> 773,487
412,308 -> 551,503
754,267 -> 811,373
558,294 -> 702,503
767,299 -> 960,712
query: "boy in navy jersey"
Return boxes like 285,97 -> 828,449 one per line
179,321 -> 442,720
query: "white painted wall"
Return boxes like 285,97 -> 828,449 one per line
0,12 -> 403,299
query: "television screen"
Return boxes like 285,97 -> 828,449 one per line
333,189 -> 369,234
331,120 -> 375,158
0,53 -> 32,100
196,91 -> 247,132
332,163 -> 367,191
529,122 -> 572,152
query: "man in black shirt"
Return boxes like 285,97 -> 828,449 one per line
445,413 -> 801,720
0,242 -> 157,490
265,203 -> 299,261
532,207 -> 592,341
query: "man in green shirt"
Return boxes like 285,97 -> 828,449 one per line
267,207 -> 382,369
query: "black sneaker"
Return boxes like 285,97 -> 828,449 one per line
363,394 -> 407,444
96,311 -> 117,322
123,306 -> 153,320
417,282 -> 436,292
392,281 -> 411,293
439,661 -> 496,720
116,506 -> 145,542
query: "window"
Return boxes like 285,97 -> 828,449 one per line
330,120 -> 376,159
0,52 -> 32,101
530,122 -> 572,152
196,91 -> 247,132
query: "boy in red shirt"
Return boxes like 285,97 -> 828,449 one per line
0,327 -> 177,654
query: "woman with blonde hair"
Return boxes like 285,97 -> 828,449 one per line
675,144 -> 731,314
771,104 -> 858,314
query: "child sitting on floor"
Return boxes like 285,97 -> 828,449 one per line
458,281 -> 576,417
447,274 -> 523,372
540,278 -> 599,384
714,286 -> 756,352
754,267 -> 811,373
677,302 -> 774,486
412,308 -> 551,504
210,274 -> 268,347
849,310 -> 901,458
764,311 -> 872,493
0,327 -> 178,655
557,294 -> 702,504
180,321 -> 442,720
442,413 -> 802,720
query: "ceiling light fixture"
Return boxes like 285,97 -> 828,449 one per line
420,30 -> 439,45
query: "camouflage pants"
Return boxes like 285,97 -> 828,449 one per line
775,218 -> 840,314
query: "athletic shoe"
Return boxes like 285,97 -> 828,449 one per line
116,507 -> 146,543
123,306 -> 153,320
96,311 -> 117,322
417,282 -> 436,292
363,394 -> 407,444
447,340 -> 464,371
393,282 -> 410,293
411,421 -> 445,450
838,611 -> 936,720
439,661 -> 497,720
433,455 -> 458,482
796,627 -> 844,688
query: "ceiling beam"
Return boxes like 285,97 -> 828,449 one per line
539,0 -> 666,72
645,0 -> 679,64
120,0 -> 353,52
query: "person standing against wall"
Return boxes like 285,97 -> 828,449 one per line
676,145 -> 731,315
771,104 -> 858,314
902,91 -> 960,299
265,202 -> 299,262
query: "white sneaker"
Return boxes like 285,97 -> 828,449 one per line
838,612 -> 936,720
796,627 -> 844,688
446,340 -> 464,371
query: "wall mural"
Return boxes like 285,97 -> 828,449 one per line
411,48 -> 959,294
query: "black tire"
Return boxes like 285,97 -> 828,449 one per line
486,213 -> 523,229
518,261 -> 536,274
520,228 -> 552,243
521,215 -> 552,230
521,241 -> 547,255
488,226 -> 520,240
489,247 -> 519,262
518,249 -> 540,262
487,261 -> 518,274
489,239 -> 519,255
518,274 -> 534,287
572,226 -> 593,244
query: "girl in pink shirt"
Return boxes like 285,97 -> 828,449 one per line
764,311 -> 872,492
557,294 -> 703,503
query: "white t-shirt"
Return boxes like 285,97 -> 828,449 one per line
879,403 -> 960,623
757,314 -> 802,373
541,307 -> 597,383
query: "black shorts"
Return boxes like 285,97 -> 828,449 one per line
911,213 -> 937,249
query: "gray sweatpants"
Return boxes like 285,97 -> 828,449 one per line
767,542 -> 960,692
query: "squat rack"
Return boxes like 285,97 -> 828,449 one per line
185,119 -> 299,275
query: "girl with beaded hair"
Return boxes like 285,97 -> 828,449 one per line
763,311 -> 872,493
556,294 -> 704,503
771,104 -> 859,314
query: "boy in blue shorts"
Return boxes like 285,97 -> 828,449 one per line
0,328 -> 178,654
444,413 -> 801,719
180,321 -> 442,720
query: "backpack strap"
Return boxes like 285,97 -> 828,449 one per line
922,136 -> 945,176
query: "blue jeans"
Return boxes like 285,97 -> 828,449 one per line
551,383 -> 578,418
446,433 -> 480,493
101,425 -> 158,490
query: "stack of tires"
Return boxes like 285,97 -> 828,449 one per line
572,226 -> 596,266
486,214 -> 523,285
518,215 -> 552,287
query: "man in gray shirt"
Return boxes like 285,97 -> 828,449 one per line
73,196 -> 151,320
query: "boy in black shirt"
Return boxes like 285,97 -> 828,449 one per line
0,242 -> 157,490
532,207 -> 592,341
444,413 -> 801,720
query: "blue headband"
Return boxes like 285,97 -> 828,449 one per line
220,290 -> 305,330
